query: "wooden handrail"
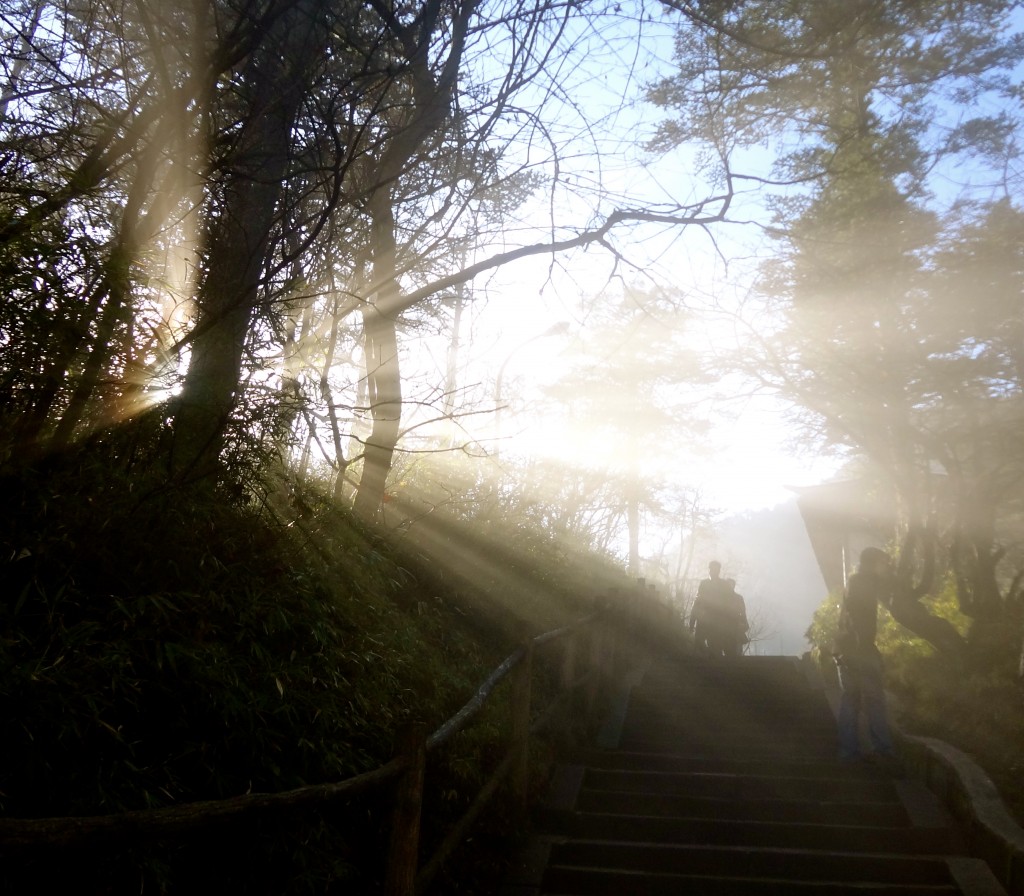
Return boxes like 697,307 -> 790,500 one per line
423,614 -> 594,753
426,645 -> 526,751
0,600 -> 627,893
416,743 -> 516,893
531,613 -> 594,647
0,755 -> 410,847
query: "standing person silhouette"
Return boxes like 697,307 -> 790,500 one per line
692,561 -> 730,656
834,547 -> 900,769
722,577 -> 749,657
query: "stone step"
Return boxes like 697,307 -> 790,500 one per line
542,863 -> 961,894
510,657 -> 1009,896
615,732 -> 840,758
616,717 -> 837,736
633,684 -> 819,701
624,692 -> 834,716
539,808 -> 959,854
572,789 -> 912,826
621,713 -> 835,734
544,840 -> 962,887
580,750 -> 879,779
580,767 -> 896,803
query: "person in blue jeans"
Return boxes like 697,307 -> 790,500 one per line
835,547 -> 899,766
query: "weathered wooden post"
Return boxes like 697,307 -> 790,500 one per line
600,587 -> 618,679
636,578 -> 649,642
586,593 -> 608,715
384,721 -> 427,896
625,581 -> 638,641
561,625 -> 577,691
510,637 -> 534,816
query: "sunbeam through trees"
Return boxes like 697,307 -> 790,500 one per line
1,0 -> 1023,891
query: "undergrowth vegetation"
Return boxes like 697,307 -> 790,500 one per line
0,452 -> 625,893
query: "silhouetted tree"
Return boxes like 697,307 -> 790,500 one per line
648,0 -> 1024,662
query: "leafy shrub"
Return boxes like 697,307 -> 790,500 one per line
0,455 -> 604,892
805,579 -> 1024,826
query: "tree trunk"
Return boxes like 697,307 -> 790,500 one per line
169,5 -> 323,482
442,282 -> 465,445
951,480 -> 1005,622
349,0 -> 474,516
892,526 -> 966,657
318,291 -> 352,501
353,196 -> 402,518
627,487 -> 641,578
888,595 -> 965,657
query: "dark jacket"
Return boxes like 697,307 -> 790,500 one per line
836,569 -> 890,657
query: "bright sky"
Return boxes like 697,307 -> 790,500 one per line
421,14 -> 1019,569
468,305 -> 843,516
400,2 -> 1021,655
386,2 -> 1022,653
455,197 -> 833,518
412,9 -> 814,517
441,1 -> 1021,518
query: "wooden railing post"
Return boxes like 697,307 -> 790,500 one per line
385,722 -> 427,896
601,587 -> 618,679
635,579 -> 646,637
510,638 -> 533,816
586,594 -> 608,714
561,626 -> 577,690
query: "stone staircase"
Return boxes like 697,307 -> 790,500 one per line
504,655 -> 1007,895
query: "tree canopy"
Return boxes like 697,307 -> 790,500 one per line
648,0 -> 1024,658
4,0 -> 1024,888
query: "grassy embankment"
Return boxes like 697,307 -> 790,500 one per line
0,455 -> 634,893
